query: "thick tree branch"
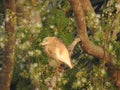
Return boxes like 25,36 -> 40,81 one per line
68,0 -> 111,63
68,0 -> 120,88
80,0 -> 94,14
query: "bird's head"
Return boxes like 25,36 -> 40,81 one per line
39,37 -> 56,46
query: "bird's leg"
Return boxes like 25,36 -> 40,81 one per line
50,62 -> 65,89
54,63 -> 60,76
49,62 -> 60,89
55,62 -> 65,77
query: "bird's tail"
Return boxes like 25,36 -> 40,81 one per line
68,60 -> 74,69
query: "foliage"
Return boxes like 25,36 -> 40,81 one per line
0,0 -> 120,89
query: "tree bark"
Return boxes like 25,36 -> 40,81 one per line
69,0 -> 111,63
68,0 -> 120,88
0,0 -> 16,90
80,0 -> 94,14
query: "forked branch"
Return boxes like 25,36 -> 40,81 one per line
68,0 -> 111,64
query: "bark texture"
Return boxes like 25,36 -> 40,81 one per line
0,0 -> 16,90
68,0 -> 120,88
69,0 -> 111,63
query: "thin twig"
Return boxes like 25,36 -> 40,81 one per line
68,37 -> 81,56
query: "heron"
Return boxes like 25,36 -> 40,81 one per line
40,37 -> 73,69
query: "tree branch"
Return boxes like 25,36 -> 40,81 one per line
80,0 -> 94,14
68,0 -> 111,64
68,37 -> 81,56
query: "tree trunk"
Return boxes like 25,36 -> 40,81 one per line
0,0 -> 16,90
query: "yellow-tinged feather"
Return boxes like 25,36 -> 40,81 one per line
40,37 -> 73,69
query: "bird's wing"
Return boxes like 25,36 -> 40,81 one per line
43,37 -> 73,68
44,45 -> 58,59
46,45 -> 70,64
55,47 -> 72,68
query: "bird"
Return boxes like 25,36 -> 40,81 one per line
40,37 -> 73,69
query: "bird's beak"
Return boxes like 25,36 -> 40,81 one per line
39,40 -> 47,46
